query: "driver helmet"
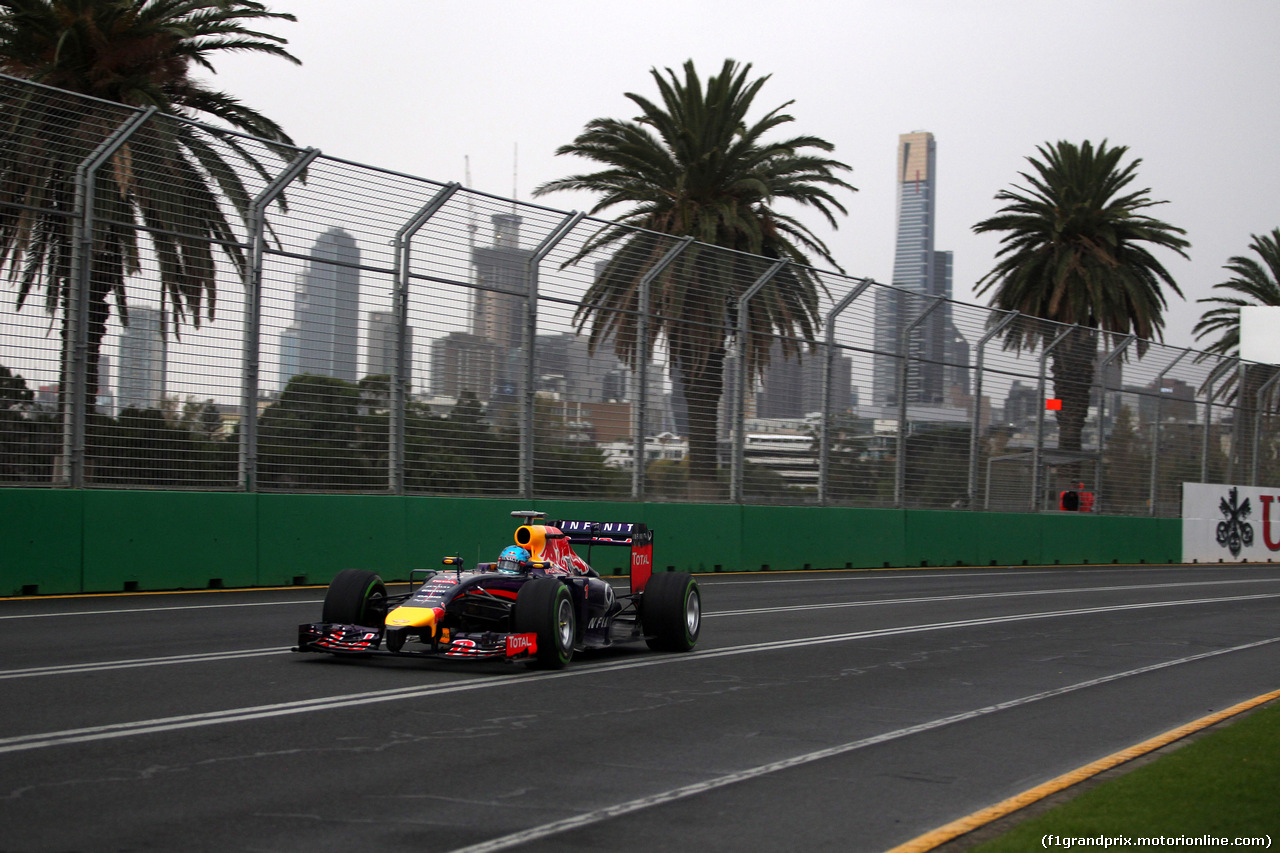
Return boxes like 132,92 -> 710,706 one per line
497,545 -> 530,574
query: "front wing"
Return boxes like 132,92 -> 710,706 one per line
295,623 -> 538,661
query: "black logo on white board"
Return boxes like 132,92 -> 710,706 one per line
1216,487 -> 1253,557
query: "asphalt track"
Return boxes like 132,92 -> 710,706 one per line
1,563 -> 1278,852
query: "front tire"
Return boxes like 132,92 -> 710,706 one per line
514,579 -> 575,669
322,569 -> 387,627
643,572 -> 700,652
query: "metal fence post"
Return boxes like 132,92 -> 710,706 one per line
1147,347 -> 1191,516
1228,361 -> 1248,484
1252,369 -> 1280,486
894,296 -> 944,508
1199,361 -> 1230,485
520,211 -> 584,499
1032,325 -> 1077,512
238,147 -> 320,492
817,278 -> 872,505
1092,333 -> 1136,512
64,105 -> 157,488
390,183 -> 461,494
968,310 -> 1018,510
631,236 -> 694,500
730,260 -> 788,504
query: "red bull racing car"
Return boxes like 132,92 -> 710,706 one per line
295,511 -> 700,669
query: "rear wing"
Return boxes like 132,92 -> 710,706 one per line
549,519 -> 654,594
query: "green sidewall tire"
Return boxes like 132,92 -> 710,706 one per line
644,572 -> 700,652
322,569 -> 387,627
515,578 -> 575,670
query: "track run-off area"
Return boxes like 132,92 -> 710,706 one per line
2,564 -> 1277,852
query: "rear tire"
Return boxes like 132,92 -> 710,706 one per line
643,572 -> 700,652
514,579 -> 575,669
322,569 -> 387,627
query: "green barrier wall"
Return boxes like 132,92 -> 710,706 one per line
0,489 -> 1183,595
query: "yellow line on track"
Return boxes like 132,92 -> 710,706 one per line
885,688 -> 1280,853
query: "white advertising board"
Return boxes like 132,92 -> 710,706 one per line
1240,306 -> 1280,365
1182,482 -> 1280,563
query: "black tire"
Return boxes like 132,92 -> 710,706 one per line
643,572 -> 701,652
322,569 -> 387,627
513,579 -> 575,669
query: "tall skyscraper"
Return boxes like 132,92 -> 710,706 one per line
471,213 -> 532,348
428,213 -> 533,403
117,306 -> 166,411
873,132 -> 970,406
278,227 -> 361,389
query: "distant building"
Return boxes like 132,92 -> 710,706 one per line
279,227 -> 360,389
444,216 -> 670,438
1003,380 -> 1040,427
366,310 -> 413,385
429,332 -> 505,401
756,341 -> 854,418
95,354 -> 114,414
601,432 -> 687,470
471,213 -> 532,349
36,384 -> 58,410
534,332 -> 613,403
874,132 -> 970,406
118,306 -> 166,410
1145,377 -> 1197,422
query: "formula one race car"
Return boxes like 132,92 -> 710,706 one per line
295,511 -> 700,669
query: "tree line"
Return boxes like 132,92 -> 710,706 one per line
0,370 -> 632,496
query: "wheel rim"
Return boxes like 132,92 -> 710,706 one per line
685,588 -> 701,637
555,596 -> 574,651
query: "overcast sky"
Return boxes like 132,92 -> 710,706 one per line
212,0 -> 1280,351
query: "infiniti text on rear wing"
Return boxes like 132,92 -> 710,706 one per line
550,520 -> 654,594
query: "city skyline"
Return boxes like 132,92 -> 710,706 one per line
207,1 -> 1272,354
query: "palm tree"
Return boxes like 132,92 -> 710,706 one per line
0,0 -> 298,417
533,59 -> 855,496
972,139 -> 1189,453
1194,228 -> 1280,368
1193,228 -> 1280,475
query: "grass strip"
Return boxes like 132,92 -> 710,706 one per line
969,699 -> 1280,850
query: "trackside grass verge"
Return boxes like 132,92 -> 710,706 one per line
967,700 -> 1280,851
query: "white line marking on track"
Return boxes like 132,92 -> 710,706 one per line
5,582 -> 1276,681
1,590 -> 1277,755
701,567 -> 1280,586
444,635 -> 1280,853
0,648 -> 290,680
0,600 -> 322,620
708,577 -> 1280,617
705,569 -> 1086,585
5,575 -> 1275,621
